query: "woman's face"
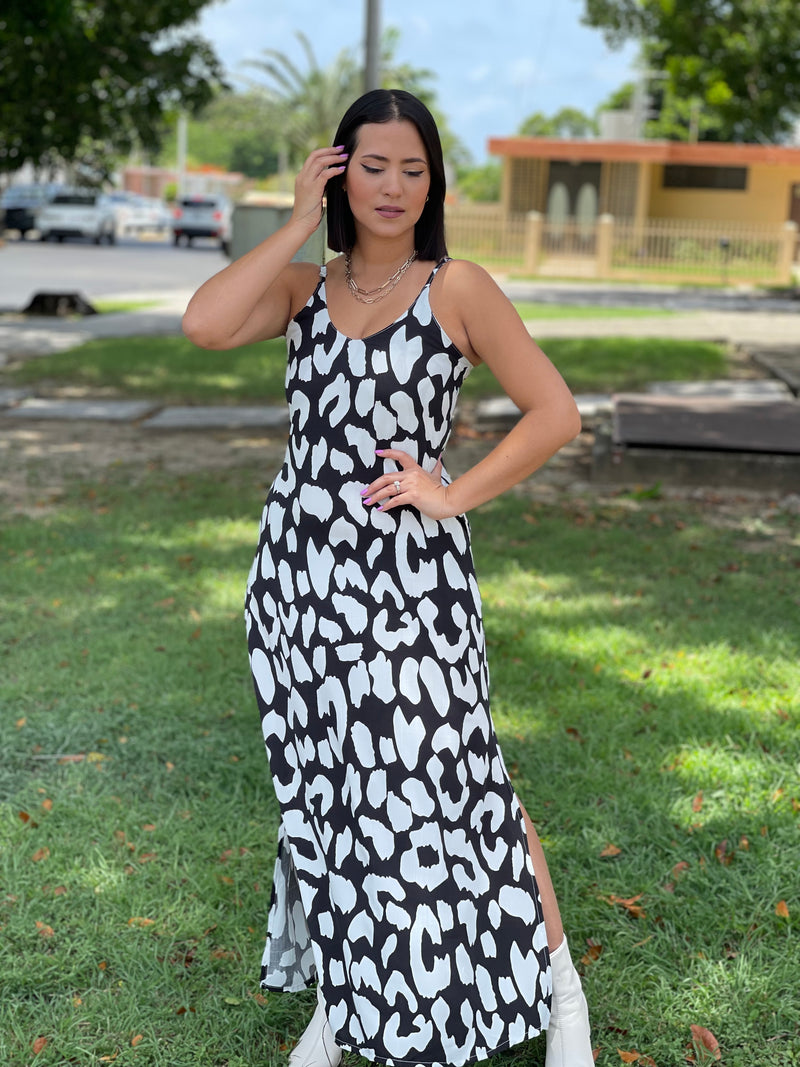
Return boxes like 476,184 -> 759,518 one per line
343,120 -> 431,243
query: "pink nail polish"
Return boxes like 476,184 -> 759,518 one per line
360,487 -> 369,496
364,497 -> 372,505
375,449 -> 384,455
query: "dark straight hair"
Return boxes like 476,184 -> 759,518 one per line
326,89 -> 448,261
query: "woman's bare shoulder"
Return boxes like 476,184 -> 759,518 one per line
285,260 -> 325,318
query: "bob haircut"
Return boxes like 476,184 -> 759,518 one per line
326,89 -> 448,261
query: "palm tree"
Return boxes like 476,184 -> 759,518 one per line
243,29 -> 469,170
244,31 -> 361,163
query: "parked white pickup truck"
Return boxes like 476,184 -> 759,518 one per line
37,191 -> 117,244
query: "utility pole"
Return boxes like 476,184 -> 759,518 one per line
364,0 -> 381,92
176,112 -> 188,196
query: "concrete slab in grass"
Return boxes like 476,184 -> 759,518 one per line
0,387 -> 34,408
612,394 -> 800,454
3,397 -> 159,421
592,430 -> 800,493
646,379 -> 793,400
474,393 -> 612,431
143,405 -> 288,431
750,348 -> 800,395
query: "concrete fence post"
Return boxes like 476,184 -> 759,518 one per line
778,221 -> 798,285
596,213 -> 615,278
523,211 -> 543,275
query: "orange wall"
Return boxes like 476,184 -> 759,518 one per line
647,163 -> 800,223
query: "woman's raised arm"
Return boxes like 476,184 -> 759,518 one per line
181,146 -> 348,350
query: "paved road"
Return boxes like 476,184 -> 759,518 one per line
2,234 -> 799,314
0,234 -> 227,308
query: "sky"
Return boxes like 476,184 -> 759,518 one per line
195,0 -> 640,162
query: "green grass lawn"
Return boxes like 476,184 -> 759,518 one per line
513,302 -> 676,320
1,469 -> 798,1067
6,333 -> 728,405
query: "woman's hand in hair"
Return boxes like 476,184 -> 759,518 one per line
291,146 -> 349,235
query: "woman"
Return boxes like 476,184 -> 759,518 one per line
183,89 -> 592,1067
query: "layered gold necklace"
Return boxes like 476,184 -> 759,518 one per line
344,250 -> 418,304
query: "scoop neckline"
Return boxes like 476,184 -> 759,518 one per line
321,261 -> 441,344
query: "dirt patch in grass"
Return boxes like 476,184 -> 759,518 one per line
0,411 -> 596,517
2,409 -> 797,538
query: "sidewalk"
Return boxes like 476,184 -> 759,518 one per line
1,287 -> 798,433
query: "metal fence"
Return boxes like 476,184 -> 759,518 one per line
445,205 -> 526,268
610,218 -> 787,284
443,205 -> 797,284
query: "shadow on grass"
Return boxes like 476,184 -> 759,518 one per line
1,473 -> 798,1066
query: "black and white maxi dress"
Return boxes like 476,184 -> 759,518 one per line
244,261 -> 551,1067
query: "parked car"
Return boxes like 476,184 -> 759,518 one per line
37,191 -> 117,244
172,193 -> 231,253
1,183 -> 62,237
127,195 -> 172,233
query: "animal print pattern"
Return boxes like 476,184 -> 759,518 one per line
244,263 -> 551,1066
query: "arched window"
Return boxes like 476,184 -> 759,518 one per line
575,182 -> 598,238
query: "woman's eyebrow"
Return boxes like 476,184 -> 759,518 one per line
361,153 -> 428,165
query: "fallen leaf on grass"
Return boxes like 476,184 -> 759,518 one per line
580,940 -> 604,967
618,1052 -> 656,1066
31,847 -> 50,863
35,921 -> 54,938
714,839 -> 734,866
41,798 -> 53,812
127,917 -> 155,927
16,717 -> 26,729
131,1034 -> 144,1047
600,843 -> 622,858
775,900 -> 789,918
210,947 -> 240,960
32,1036 -> 48,1055
692,791 -> 703,812
690,1025 -> 721,1061
604,893 -> 646,918
19,811 -> 38,827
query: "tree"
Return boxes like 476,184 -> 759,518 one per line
596,79 -> 726,142
158,91 -> 283,178
518,107 -> 597,138
583,0 -> 800,142
244,31 -> 361,164
456,162 -> 501,203
0,0 -> 225,180
244,28 -> 469,170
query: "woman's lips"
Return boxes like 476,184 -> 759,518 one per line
376,206 -> 404,218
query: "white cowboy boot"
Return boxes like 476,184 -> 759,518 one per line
288,987 -> 342,1067
545,936 -> 594,1067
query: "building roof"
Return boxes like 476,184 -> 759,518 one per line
488,137 -> 800,167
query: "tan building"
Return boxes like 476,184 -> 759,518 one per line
489,137 -> 800,230
482,138 -> 800,281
